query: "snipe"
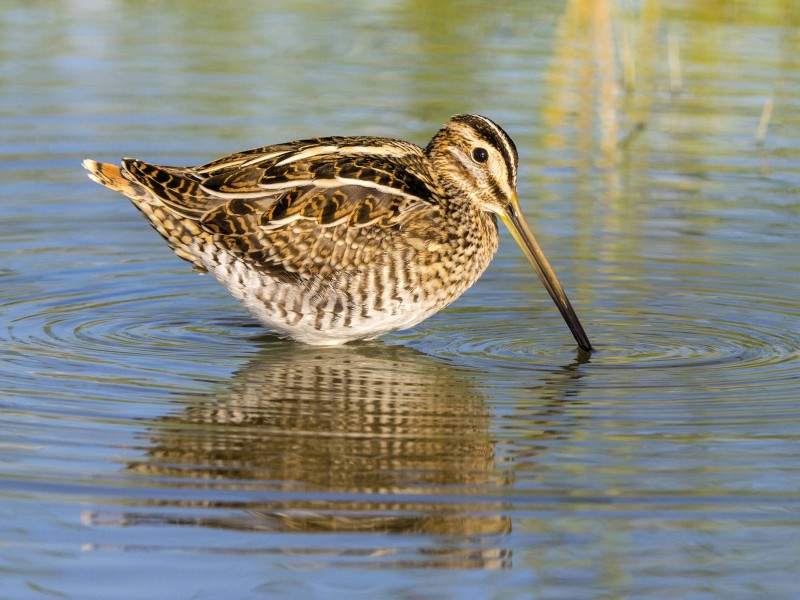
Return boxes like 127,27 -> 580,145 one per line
83,114 -> 592,351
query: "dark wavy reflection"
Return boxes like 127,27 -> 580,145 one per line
83,344 -> 594,568
118,343 -> 509,567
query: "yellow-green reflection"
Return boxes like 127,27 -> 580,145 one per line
2,0 -> 798,593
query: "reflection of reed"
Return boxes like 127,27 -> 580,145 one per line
542,0 -> 660,169
539,0 -> 664,293
127,343 -> 511,567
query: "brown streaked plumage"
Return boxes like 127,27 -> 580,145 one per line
83,114 -> 593,351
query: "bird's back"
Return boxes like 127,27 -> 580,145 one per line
83,136 -> 499,344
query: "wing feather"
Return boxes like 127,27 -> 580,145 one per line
120,137 -> 443,283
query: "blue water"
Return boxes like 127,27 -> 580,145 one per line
2,1 -> 799,598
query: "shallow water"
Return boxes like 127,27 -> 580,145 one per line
2,1 -> 799,598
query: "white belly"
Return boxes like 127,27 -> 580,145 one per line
205,252 -> 447,345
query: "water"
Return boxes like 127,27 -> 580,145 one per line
2,1 -> 799,598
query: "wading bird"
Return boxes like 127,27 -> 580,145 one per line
84,114 -> 592,352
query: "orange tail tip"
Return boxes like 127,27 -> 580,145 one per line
82,158 -> 122,187
82,158 -> 145,198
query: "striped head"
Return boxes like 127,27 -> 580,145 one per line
427,114 -> 593,353
425,114 -> 519,215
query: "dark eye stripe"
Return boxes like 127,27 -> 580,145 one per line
485,175 -> 505,201
451,115 -> 517,192
451,151 -> 506,200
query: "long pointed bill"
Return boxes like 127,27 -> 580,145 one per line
498,193 -> 593,353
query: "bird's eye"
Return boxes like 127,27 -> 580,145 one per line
472,147 -> 489,163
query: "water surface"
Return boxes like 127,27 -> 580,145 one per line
2,1 -> 799,598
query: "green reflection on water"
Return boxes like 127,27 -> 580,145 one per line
1,0 -> 799,597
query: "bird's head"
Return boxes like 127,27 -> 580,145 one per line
426,114 -> 593,353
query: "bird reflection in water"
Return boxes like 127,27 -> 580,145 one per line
101,343 -> 588,569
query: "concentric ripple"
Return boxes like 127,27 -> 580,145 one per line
2,0 -> 800,596
402,272 -> 799,400
1,252 -> 269,415
5,243 -> 799,405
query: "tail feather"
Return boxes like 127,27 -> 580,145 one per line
120,158 -> 211,219
82,159 -> 149,198
82,158 -> 210,273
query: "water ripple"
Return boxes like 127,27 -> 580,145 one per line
4,251 -> 798,404
404,282 -> 798,399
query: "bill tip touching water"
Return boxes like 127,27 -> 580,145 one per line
83,114 -> 593,353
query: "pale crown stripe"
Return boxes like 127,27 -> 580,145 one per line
472,115 -> 517,182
